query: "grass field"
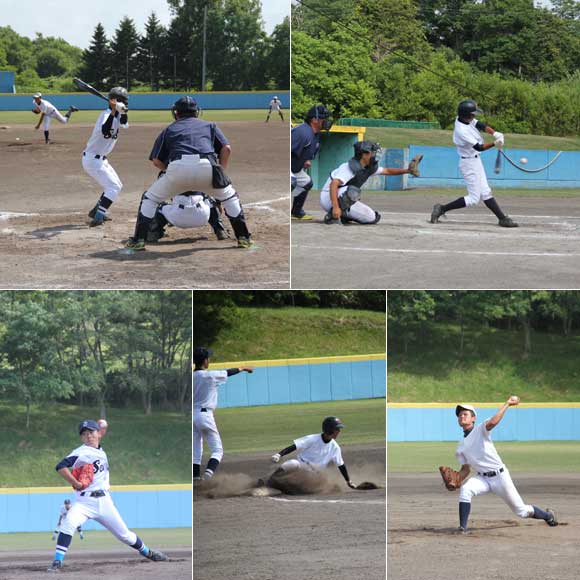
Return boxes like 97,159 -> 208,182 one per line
0,402 -> 191,488
394,186 -> 580,197
388,324 -> 580,402
210,307 -> 386,362
388,441 -> 580,472
0,527 -> 191,551
218,398 -> 386,454
0,109 -> 271,124
365,126 -> 580,151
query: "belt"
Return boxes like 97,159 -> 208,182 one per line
478,467 -> 504,477
83,152 -> 107,160
461,155 -> 479,159
200,408 -> 208,412
80,490 -> 106,497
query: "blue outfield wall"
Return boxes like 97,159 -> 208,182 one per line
388,404 -> 580,442
0,91 -> 290,111
408,145 -> 580,189
209,354 -> 386,408
0,485 -> 191,533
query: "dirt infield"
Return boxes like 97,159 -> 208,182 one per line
193,444 -> 386,580
0,120 -> 289,289
292,193 -> 580,288
0,547 -> 191,580
388,472 -> 579,580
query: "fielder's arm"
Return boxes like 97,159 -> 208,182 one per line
329,178 -> 343,219
35,112 -> 45,130
486,395 -> 520,431
459,464 -> 471,479
151,158 -> 167,171
57,467 -> 84,490
271,443 -> 296,463
226,367 -> 254,376
218,144 -> 232,169
338,464 -> 357,488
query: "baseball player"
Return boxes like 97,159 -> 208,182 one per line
265,96 -> 284,123
126,96 -> 252,251
452,399 -> 557,533
193,347 -> 254,481
47,419 -> 167,572
291,104 -> 332,221
83,87 -> 129,227
32,92 -> 78,144
52,499 -> 84,541
146,191 -> 228,242
320,141 -> 422,224
430,100 -> 518,227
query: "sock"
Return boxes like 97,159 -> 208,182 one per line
131,535 -> 150,557
442,197 -> 466,213
193,464 -> 201,478
532,506 -> 551,521
292,190 -> 308,216
54,532 -> 72,562
97,194 -> 113,215
44,130 -> 49,142
484,197 -> 506,220
459,501 -> 471,529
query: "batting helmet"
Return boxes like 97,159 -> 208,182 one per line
353,140 -> 380,160
322,416 -> 345,434
305,104 -> 332,130
172,96 -> 200,120
457,100 -> 482,118
193,346 -> 213,365
108,87 -> 128,105
455,404 -> 477,418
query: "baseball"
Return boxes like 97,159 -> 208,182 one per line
15,137 -> 20,141
98,419 -> 108,429
509,395 -> 520,405
519,157 -> 528,164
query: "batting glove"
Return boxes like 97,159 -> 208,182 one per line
271,453 -> 281,463
347,480 -> 357,489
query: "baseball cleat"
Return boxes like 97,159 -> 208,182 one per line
214,228 -> 229,240
47,560 -> 62,572
79,532 -> 84,540
291,212 -> 314,221
125,238 -> 146,251
69,106 -> 79,113
498,216 -> 518,228
456,526 -> 468,534
546,508 -> 558,526
146,549 -> 168,562
430,203 -> 445,224
237,236 -> 253,248
88,206 -> 111,221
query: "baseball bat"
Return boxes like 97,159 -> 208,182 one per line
73,77 -> 108,102
494,148 -> 502,174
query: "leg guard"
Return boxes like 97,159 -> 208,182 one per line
227,208 -> 251,240
209,204 -> 229,240
146,207 -> 169,242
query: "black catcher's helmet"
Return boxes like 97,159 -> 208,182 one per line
172,96 -> 200,119
305,104 -> 333,130
322,416 -> 345,435
353,140 -> 380,159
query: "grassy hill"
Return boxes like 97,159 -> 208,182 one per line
209,307 -> 386,362
388,323 -> 580,402
0,403 -> 191,488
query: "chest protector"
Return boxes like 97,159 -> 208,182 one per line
338,157 -> 379,211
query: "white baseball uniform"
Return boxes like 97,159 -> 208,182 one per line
160,194 -> 211,228
82,109 -> 128,203
453,118 -> 493,206
269,98 -> 282,111
192,370 -> 227,465
280,433 -> 344,473
33,98 -> 69,130
456,421 -> 533,518
320,161 -> 381,223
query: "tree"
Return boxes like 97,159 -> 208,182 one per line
387,291 -> 436,354
110,17 -> 140,90
79,23 -> 112,90
136,12 -> 166,91
264,17 -> 290,89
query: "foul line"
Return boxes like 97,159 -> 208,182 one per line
270,497 -> 384,505
245,196 -> 289,208
293,244 -> 580,258
379,211 -> 580,221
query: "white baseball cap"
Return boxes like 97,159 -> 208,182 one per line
33,92 -> 42,98
456,404 -> 477,418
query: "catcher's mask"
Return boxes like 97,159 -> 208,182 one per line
457,99 -> 482,119
305,104 -> 333,131
194,346 -> 213,365
455,404 -> 477,418
172,96 -> 200,120
322,416 -> 345,434
354,140 -> 381,160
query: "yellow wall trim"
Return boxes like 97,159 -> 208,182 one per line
0,483 -> 191,495
210,353 -> 385,369
387,402 -> 580,409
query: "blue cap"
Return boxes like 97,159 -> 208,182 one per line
78,419 -> 100,434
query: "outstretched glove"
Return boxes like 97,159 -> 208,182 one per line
408,154 -> 423,177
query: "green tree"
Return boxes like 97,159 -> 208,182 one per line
387,291 -> 436,354
136,12 -> 166,91
79,23 -> 112,90
264,17 -> 290,89
109,17 -> 140,90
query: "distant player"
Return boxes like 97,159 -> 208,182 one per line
262,416 -> 357,490
430,100 -> 518,228
47,419 -> 167,572
52,499 -> 84,541
446,399 -> 557,533
32,92 -> 78,144
83,87 -> 129,227
193,347 -> 254,481
265,96 -> 284,123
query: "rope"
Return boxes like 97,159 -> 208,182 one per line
500,150 -> 563,173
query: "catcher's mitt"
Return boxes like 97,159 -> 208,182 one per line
439,465 -> 463,491
408,154 -> 423,177
71,463 -> 94,490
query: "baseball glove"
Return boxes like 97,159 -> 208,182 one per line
354,481 -> 379,490
71,463 -> 94,490
439,465 -> 464,491
408,154 -> 423,177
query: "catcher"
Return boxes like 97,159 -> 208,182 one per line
439,399 -> 557,533
47,419 -> 167,572
320,141 -> 422,224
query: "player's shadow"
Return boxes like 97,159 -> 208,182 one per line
27,224 -> 87,240
90,242 -> 233,262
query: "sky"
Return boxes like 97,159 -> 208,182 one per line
0,0 -> 289,49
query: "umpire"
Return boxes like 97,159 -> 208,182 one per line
291,104 -> 332,221
126,96 -> 252,250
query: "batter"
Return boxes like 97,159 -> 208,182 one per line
264,417 -> 357,489
83,87 -> 129,227
32,93 -> 78,144
52,499 -> 84,541
265,96 -> 284,123
453,399 -> 557,533
47,419 -> 167,572
430,100 -> 517,227
193,347 -> 254,480
126,96 -> 252,250
291,104 -> 332,220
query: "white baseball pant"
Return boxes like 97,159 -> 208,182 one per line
320,190 -> 377,223
82,156 -> 123,202
291,169 -> 312,198
460,156 -> 493,206
160,195 -> 211,228
192,408 -> 223,464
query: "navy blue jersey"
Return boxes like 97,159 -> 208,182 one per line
291,122 -> 320,173
149,117 -> 229,165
